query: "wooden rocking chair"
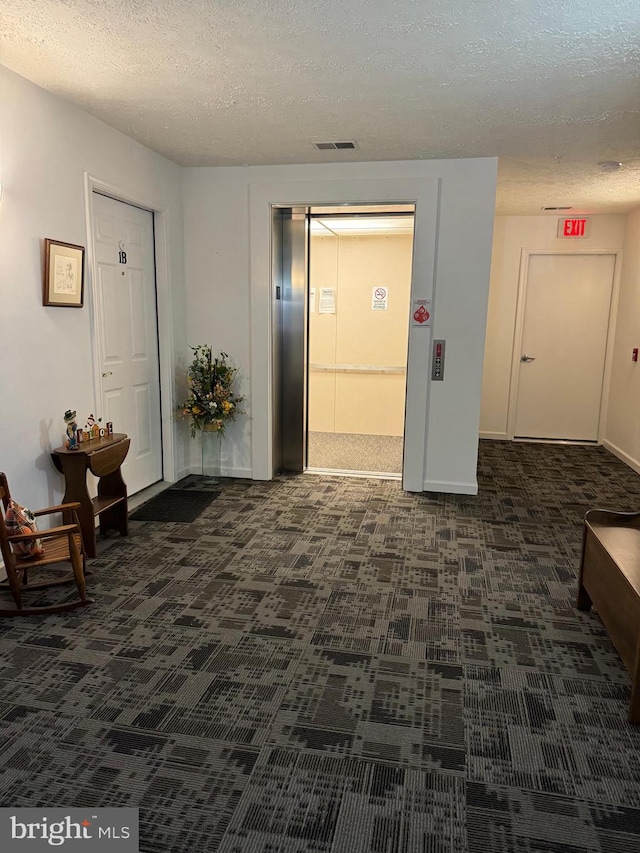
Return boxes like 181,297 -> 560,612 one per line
0,473 -> 92,615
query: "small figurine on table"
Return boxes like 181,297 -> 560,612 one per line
64,409 -> 79,451
85,413 -> 102,440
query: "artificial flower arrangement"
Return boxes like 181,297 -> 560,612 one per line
178,346 -> 244,437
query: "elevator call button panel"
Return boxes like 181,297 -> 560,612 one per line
431,339 -> 446,381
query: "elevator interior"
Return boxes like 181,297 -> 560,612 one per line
272,204 -> 415,479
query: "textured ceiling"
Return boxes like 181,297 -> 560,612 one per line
3,0 -> 640,214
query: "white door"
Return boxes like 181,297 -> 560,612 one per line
513,253 -> 615,441
91,193 -> 163,494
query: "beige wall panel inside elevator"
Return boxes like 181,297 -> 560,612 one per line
309,232 -> 412,436
334,373 -> 408,436
308,234 -> 339,364
308,372 -> 337,432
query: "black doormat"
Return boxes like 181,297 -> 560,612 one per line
129,488 -> 219,523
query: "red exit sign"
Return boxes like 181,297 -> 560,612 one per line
558,217 -> 589,238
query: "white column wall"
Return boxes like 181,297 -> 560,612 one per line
183,158 -> 497,493
0,65 -> 188,510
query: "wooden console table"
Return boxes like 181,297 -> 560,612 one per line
52,433 -> 130,558
578,508 -> 640,724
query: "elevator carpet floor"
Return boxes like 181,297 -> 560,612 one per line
307,430 -> 403,473
1,441 -> 640,851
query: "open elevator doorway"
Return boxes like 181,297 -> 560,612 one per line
306,205 -> 415,478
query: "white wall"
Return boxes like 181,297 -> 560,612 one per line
0,65 -> 188,511
604,208 -> 640,472
183,158 -> 497,493
481,215 -> 627,438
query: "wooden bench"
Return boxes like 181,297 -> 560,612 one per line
577,509 -> 640,723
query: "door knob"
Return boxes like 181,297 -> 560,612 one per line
520,355 -> 536,362
102,371 -> 113,377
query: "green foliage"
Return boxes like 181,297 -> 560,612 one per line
178,346 -> 244,438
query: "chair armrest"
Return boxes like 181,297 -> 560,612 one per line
33,502 -> 81,517
8,524 -> 80,542
585,509 -> 640,527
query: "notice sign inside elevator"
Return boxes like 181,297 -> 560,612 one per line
319,287 -> 336,314
372,287 -> 389,310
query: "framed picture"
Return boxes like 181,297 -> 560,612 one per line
43,239 -> 85,307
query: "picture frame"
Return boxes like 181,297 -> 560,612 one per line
43,238 -> 85,307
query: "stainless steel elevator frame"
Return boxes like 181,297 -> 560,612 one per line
271,206 -> 308,473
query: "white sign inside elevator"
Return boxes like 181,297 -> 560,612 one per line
372,286 -> 389,310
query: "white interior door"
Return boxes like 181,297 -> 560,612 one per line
92,192 -> 163,494
513,253 -> 615,441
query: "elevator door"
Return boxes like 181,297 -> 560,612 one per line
272,207 -> 308,473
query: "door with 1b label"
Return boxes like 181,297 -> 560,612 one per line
514,253 -> 615,441
92,193 -> 162,494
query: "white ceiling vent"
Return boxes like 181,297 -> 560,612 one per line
313,141 -> 359,150
541,206 -> 573,211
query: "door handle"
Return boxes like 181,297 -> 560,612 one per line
102,371 -> 113,377
520,355 -> 536,363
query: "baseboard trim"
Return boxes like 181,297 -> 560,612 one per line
175,466 -> 191,482
223,467 -> 252,479
602,440 -> 640,476
194,465 -> 252,479
479,431 -> 508,441
423,479 -> 478,495
206,467 -> 252,479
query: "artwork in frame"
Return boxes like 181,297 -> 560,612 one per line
43,238 -> 85,307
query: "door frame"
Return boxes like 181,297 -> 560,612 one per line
83,173 -> 176,484
305,210 -> 414,478
249,177 -> 439,491
506,248 -> 623,443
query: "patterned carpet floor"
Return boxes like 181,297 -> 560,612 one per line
2,441 -> 640,851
